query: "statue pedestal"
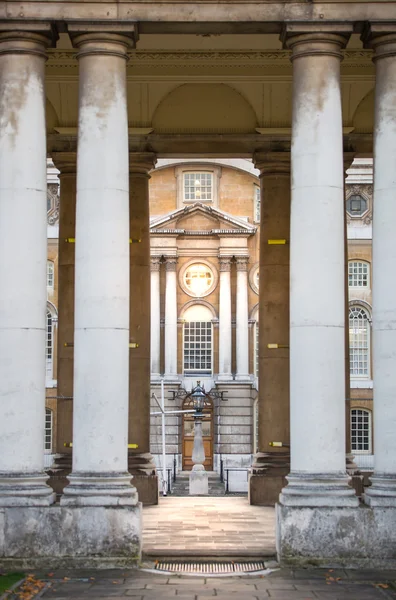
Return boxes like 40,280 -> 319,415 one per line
189,464 -> 208,495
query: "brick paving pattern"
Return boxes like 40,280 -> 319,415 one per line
32,568 -> 396,600
143,497 -> 276,556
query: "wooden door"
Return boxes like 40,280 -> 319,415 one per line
182,411 -> 213,471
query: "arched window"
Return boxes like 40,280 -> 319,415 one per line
46,308 -> 54,379
45,408 -> 53,453
351,408 -> 372,454
183,305 -> 213,376
47,260 -> 54,289
349,306 -> 370,378
348,261 -> 370,288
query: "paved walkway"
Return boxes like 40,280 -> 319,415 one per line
26,568 -> 396,599
142,496 -> 276,557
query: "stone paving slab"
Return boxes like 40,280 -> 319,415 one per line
26,568 -> 396,600
142,497 -> 276,556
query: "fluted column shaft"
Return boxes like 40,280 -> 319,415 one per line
0,28 -> 55,506
364,30 -> 396,506
280,30 -> 358,507
235,257 -> 250,380
151,258 -> 161,379
164,257 -> 178,380
62,31 -> 136,506
218,257 -> 233,381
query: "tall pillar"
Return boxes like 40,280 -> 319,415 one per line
151,257 -> 161,379
218,256 -> 233,381
235,256 -> 250,381
279,28 -> 358,508
62,30 -> 137,506
249,153 -> 291,506
364,29 -> 396,507
0,27 -> 55,506
128,152 -> 158,505
50,152 -> 76,495
164,256 -> 178,381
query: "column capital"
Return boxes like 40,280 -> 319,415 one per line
235,256 -> 249,272
52,152 -> 77,175
253,152 -> 290,176
164,256 -> 178,272
218,256 -> 232,272
68,24 -> 137,59
0,23 -> 57,57
281,24 -> 352,60
362,24 -> 396,59
150,257 -> 161,272
129,152 -> 157,176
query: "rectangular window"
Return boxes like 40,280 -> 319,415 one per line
348,262 -> 369,287
254,186 -> 261,222
183,172 -> 213,202
45,409 -> 53,452
47,261 -> 54,289
351,409 -> 371,453
349,324 -> 369,376
183,321 -> 212,375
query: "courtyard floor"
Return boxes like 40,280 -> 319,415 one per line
142,496 -> 276,557
20,568 -> 396,599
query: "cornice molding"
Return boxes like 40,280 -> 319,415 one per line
46,48 -> 373,69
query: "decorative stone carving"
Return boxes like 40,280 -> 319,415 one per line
164,257 -> 177,271
218,257 -> 232,272
47,183 -> 59,225
235,256 -> 249,271
150,257 -> 161,271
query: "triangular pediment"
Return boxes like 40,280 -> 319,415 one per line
150,202 -> 256,237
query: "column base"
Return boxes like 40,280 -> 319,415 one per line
0,472 -> 55,507
276,503 -> 396,568
128,452 -> 158,505
0,503 -> 142,570
249,451 -> 290,505
47,452 -> 72,499
279,472 -> 359,507
189,464 -> 208,495
61,472 -> 138,507
364,473 -> 396,507
234,373 -> 252,382
217,373 -> 233,382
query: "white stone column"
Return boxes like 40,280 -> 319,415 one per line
364,30 -> 396,507
62,30 -> 137,506
164,257 -> 178,381
218,256 -> 233,381
235,256 -> 250,380
280,29 -> 358,506
151,257 -> 161,380
0,27 -> 55,506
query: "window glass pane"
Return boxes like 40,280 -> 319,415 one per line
346,194 -> 367,216
184,264 -> 214,297
45,408 -> 52,451
47,261 -> 54,288
183,172 -> 213,201
350,409 -> 371,454
348,261 -> 369,287
46,310 -> 53,379
349,307 -> 369,377
183,321 -> 212,375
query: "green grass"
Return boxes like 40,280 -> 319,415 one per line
0,573 -> 24,594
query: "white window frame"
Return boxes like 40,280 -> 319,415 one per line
47,260 -> 54,290
349,305 -> 371,379
175,165 -> 221,208
351,408 -> 372,454
45,408 -> 53,453
179,259 -> 218,298
183,171 -> 213,202
183,320 -> 213,377
348,261 -> 370,288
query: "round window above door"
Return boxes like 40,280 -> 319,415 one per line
180,260 -> 218,298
